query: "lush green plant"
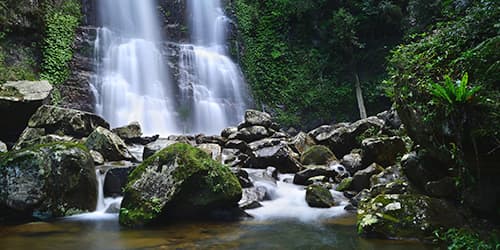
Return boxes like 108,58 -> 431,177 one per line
429,73 -> 481,105
40,0 -> 81,85
434,228 -> 500,250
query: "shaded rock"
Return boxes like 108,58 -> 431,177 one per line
195,135 -> 225,146
231,168 -> 253,188
401,151 -> 449,190
102,163 -> 137,198
245,139 -> 302,173
112,122 -> 142,141
13,128 -> 45,149
305,184 -> 337,208
293,166 -> 337,186
361,136 -> 406,167
0,81 -> 53,142
143,139 -> 177,160
221,127 -> 238,138
14,134 -> 77,150
289,132 -> 316,155
351,164 -> 383,192
301,145 -> 337,165
85,127 -> 134,162
126,134 -> 160,145
225,139 -> 250,154
167,135 -> 196,145
196,143 -> 222,161
119,143 -> 242,227
377,108 -> 402,131
28,105 -> 109,138
357,194 -> 464,239
0,140 -> 7,153
340,152 -> 364,175
0,143 -> 97,223
232,126 -> 269,142
370,165 -> 404,187
239,109 -> 273,128
425,177 -> 457,199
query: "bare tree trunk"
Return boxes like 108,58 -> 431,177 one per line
354,72 -> 367,119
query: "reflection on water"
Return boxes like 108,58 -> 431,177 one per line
0,215 -> 432,250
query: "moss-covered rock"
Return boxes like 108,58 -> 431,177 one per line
119,143 -> 242,227
0,142 -> 97,223
357,194 -> 464,240
336,177 -> 353,192
300,145 -> 337,165
305,184 -> 337,208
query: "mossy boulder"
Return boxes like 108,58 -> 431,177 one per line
300,145 -> 337,165
85,126 -> 134,162
119,143 -> 242,227
305,184 -> 337,208
0,143 -> 97,223
357,194 -> 464,240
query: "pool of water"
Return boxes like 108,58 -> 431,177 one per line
0,215 -> 432,250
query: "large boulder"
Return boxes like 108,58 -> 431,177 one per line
112,122 -> 143,142
230,126 -> 269,142
300,145 -> 337,165
101,164 -> 137,198
293,166 -> 338,186
239,109 -> 273,128
245,138 -> 302,173
85,127 -> 134,162
357,194 -> 464,239
196,143 -> 222,161
340,152 -> 364,175
361,136 -> 406,167
0,81 -> 53,142
288,132 -> 316,155
27,105 -> 109,138
305,184 -> 337,208
119,143 -> 242,227
0,143 -> 97,223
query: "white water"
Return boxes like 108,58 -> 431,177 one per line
93,0 -> 249,136
93,0 -> 178,135
178,0 -> 248,134
246,172 -> 349,222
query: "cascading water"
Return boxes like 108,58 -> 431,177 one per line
178,0 -> 248,134
92,0 -> 249,136
93,0 -> 178,135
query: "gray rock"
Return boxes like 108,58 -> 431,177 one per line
0,81 -> 53,142
425,177 -> 457,199
112,121 -> 142,141
14,134 -> 77,150
90,150 -> 105,165
101,163 -> 137,198
143,138 -> 177,160
195,134 -> 225,146
361,136 -> 406,167
239,188 -> 264,210
232,126 -> 269,142
350,163 -> 384,192
340,152 -> 364,175
245,139 -> 302,173
293,166 -> 338,186
300,145 -> 337,165
28,105 -> 109,138
288,132 -> 316,155
221,127 -> 238,138
85,127 -> 134,162
241,109 -> 273,128
231,168 -> 253,188
225,139 -> 250,154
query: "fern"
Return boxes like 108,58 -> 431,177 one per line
429,73 -> 481,105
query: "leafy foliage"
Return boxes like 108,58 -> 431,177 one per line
40,0 -> 81,85
233,0 -> 406,128
434,228 -> 500,250
429,73 -> 481,105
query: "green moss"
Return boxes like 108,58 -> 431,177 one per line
336,177 -> 353,192
0,85 -> 22,97
300,145 -> 336,165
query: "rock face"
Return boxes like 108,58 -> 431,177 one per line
85,127 -> 134,162
300,145 -> 336,165
350,164 -> 384,192
240,109 -> 273,128
357,194 -> 464,239
0,81 -> 53,142
305,184 -> 337,208
112,121 -> 143,142
27,105 -> 110,138
245,138 -> 302,173
0,143 -> 97,223
119,143 -> 242,227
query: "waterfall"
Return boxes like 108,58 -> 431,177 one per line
93,0 -> 178,135
179,0 -> 248,135
92,0 -> 249,136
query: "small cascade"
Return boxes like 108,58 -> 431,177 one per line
245,172 -> 349,222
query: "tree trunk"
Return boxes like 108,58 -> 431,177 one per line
354,72 -> 367,119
